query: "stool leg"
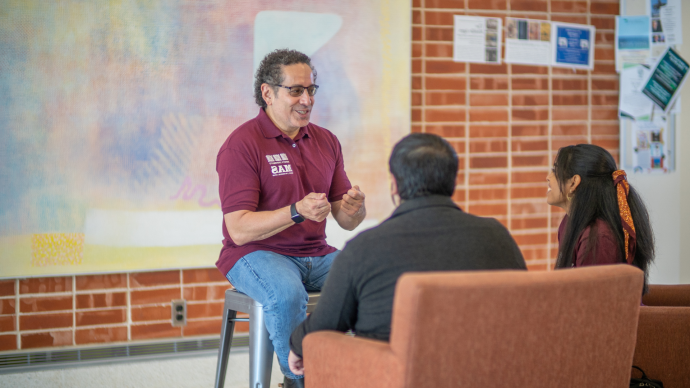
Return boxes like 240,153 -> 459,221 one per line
214,307 -> 237,388
249,300 -> 274,388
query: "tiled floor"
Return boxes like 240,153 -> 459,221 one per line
0,349 -> 284,388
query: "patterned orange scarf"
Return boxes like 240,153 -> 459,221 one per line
613,170 -> 636,264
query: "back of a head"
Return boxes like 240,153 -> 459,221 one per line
389,133 -> 458,200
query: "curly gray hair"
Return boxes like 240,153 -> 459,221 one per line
253,49 -> 317,109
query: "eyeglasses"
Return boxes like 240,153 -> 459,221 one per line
273,84 -> 319,97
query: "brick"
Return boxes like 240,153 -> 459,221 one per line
426,124 -> 465,137
551,1 -> 587,13
510,0 -> 547,11
512,78 -> 549,90
469,172 -> 508,185
469,188 -> 507,201
411,125 -> 423,133
468,0 -> 506,9
20,295 -> 72,313
412,91 -> 423,106
512,139 -> 548,152
20,277 -> 72,294
591,94 -> 618,106
75,274 -> 127,290
413,0 -> 421,8
511,65 -> 548,75
451,189 -> 467,203
75,326 -> 127,345
512,94 -> 549,106
467,203 -> 507,217
0,281 -> 14,297
0,299 -> 15,315
412,59 -> 422,73
411,76 -> 422,90
553,94 -> 588,106
131,323 -> 181,341
0,334 -> 17,351
469,64 -> 507,74
470,93 -> 508,106
553,124 -> 588,136
593,62 -> 617,75
591,16 -> 615,30
412,43 -> 422,58
595,47 -> 615,61
526,262 -> 550,271
520,247 -> 550,261
470,108 -> 508,122
412,108 -> 422,122
76,292 -> 126,309
426,60 -> 466,74
551,15 -> 588,24
130,271 -> 180,288
183,284 -> 231,301
553,137 -> 589,150
130,287 -> 181,306
512,107 -> 549,121
425,108 -> 466,122
512,171 -> 549,184
469,139 -> 507,153
426,42 -> 453,58
512,232 -> 548,246
0,315 -> 15,332
427,91 -> 466,105
513,124 -> 548,137
552,79 -> 587,91
591,107 -> 618,120
424,11 -> 455,26
183,319 -> 223,336
591,123 -> 618,135
596,31 -> 615,45
20,313 -> 72,330
76,309 -> 126,326
412,10 -> 422,25
553,107 -> 588,121
412,26 -> 422,41
470,77 -> 508,90
470,155 -> 508,168
590,2 -> 619,15
447,140 -> 467,155
132,305 -> 170,322
512,201 -> 549,215
513,154 -> 549,167
591,138 -> 619,150
425,26 -> 454,41
187,302 -> 224,319
469,124 -> 508,138
552,68 -> 588,76
511,216 -> 549,230
21,331 -> 72,349
426,76 -> 466,90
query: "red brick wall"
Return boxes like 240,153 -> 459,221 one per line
412,0 -> 619,270
0,0 -> 621,353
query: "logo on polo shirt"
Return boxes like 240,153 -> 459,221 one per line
265,153 -> 293,176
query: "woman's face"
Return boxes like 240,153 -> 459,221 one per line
546,169 -> 568,210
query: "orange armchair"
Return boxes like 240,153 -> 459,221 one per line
303,265 -> 643,388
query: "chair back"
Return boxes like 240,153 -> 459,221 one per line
389,265 -> 643,388
642,284 -> 690,307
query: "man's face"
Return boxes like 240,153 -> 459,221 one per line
265,63 -> 315,136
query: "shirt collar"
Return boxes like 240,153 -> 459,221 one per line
390,195 -> 462,219
257,108 -> 311,141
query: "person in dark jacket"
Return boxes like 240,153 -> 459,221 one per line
288,133 -> 527,375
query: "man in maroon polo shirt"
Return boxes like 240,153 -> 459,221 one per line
216,49 -> 366,388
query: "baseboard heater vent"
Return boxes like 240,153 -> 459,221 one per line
0,335 -> 249,374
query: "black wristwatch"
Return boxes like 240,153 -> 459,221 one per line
290,203 -> 305,224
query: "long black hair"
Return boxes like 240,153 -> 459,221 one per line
554,144 -> 654,293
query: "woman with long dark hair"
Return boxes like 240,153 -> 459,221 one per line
546,144 -> 655,292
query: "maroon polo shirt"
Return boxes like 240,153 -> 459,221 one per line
215,109 -> 352,275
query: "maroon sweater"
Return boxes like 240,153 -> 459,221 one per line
557,215 -> 623,267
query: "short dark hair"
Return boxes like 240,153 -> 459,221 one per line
389,133 -> 458,200
253,49 -> 317,109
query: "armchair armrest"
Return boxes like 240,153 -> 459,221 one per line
303,331 -> 403,388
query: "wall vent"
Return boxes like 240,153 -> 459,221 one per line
0,335 -> 249,374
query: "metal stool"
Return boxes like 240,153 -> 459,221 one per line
214,288 -> 320,388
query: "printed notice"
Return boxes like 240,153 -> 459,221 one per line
551,22 -> 596,70
453,15 -> 502,64
649,0 -> 682,59
620,64 -> 654,120
640,47 -> 689,113
631,119 -> 670,173
615,16 -> 651,72
505,18 -> 552,66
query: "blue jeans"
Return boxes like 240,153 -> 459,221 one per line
225,250 -> 338,379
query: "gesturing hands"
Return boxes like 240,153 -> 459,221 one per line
288,350 -> 304,375
296,193 -> 331,222
340,185 -> 366,217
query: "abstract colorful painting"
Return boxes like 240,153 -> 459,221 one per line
0,0 -> 410,277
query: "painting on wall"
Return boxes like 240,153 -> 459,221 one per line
0,0 -> 410,278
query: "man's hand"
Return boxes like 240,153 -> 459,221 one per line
340,185 -> 365,218
296,193 -> 331,222
288,350 -> 304,376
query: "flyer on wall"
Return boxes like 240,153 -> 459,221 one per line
648,0 -> 683,58
551,22 -> 596,70
615,16 -> 651,72
504,18 -> 551,66
453,15 -> 502,64
631,119 -> 671,173
619,64 -> 654,120
640,47 -> 689,114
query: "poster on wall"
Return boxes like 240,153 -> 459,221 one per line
504,18 -> 552,66
615,16 -> 651,72
648,0 -> 683,58
0,1 -> 410,278
551,22 -> 596,70
453,15 -> 503,64
619,64 -> 654,119
631,119 -> 672,173
640,47 -> 689,114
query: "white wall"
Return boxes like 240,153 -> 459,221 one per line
628,3 -> 690,284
